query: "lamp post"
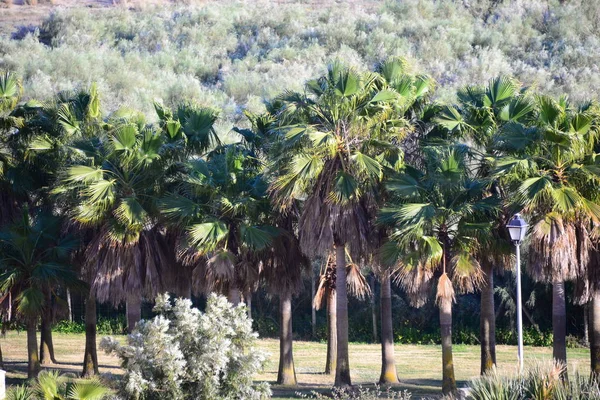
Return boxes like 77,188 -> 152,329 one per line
507,213 -> 528,373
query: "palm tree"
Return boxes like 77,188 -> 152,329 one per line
374,58 -> 435,384
313,255 -> 337,374
56,110 -> 183,333
436,77 -> 533,373
271,61 -> 407,386
159,114 -> 273,304
0,210 -> 78,378
9,370 -> 111,400
381,146 -> 495,395
262,217 -> 308,386
494,94 -> 600,375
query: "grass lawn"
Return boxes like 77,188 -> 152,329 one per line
0,332 -> 591,399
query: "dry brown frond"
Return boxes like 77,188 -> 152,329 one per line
313,258 -> 336,310
346,263 -> 371,300
436,272 -> 455,306
529,215 -> 580,282
85,227 -> 173,305
393,262 -> 434,308
450,254 -> 484,294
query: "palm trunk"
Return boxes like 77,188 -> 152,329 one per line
334,244 -> 351,387
39,290 -> 56,364
246,290 -> 252,320
370,274 -> 378,343
440,299 -> 456,395
552,280 -> 567,378
228,287 -> 240,305
82,292 -> 99,377
480,263 -> 496,374
379,270 -> 399,384
591,291 -> 600,381
584,302 -> 590,346
27,317 -> 40,379
67,288 -> 73,322
277,291 -> 297,385
126,296 -> 142,334
311,266 -> 317,338
325,289 -> 337,374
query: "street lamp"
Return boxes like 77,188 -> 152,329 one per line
507,213 -> 528,373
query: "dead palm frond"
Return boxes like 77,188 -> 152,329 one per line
345,263 -> 371,300
313,255 -> 336,311
393,262 -> 434,308
436,272 -> 455,306
529,214 -> 580,283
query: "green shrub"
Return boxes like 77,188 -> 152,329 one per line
466,363 -> 600,400
302,385 -> 412,400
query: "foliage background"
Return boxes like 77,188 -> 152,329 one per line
2,0 -> 595,347
2,0 -> 600,126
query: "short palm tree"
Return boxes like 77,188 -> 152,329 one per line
0,210 -> 78,378
56,111 -> 181,332
8,370 -> 111,400
494,94 -> 600,375
381,146 -> 495,395
271,61 -> 408,386
159,121 -> 273,302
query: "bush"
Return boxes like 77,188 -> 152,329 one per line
7,370 -> 111,400
100,293 -> 270,400
301,386 -> 412,400
53,316 -> 127,335
466,362 -> 600,400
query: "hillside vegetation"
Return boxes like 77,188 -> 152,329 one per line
1,0 -> 600,124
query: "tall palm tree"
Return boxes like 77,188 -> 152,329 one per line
374,58 -> 435,384
271,61 -> 407,386
0,210 -> 78,378
494,95 -> 600,375
381,146 -> 495,395
313,255 -> 337,374
436,77 -> 533,373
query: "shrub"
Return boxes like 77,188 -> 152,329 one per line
100,293 -> 270,400
466,362 -> 600,400
7,370 -> 111,400
301,386 -> 412,400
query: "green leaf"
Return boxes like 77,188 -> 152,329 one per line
379,241 -> 401,266
335,69 -> 360,97
188,221 -> 228,252
397,203 -> 436,222
240,225 -> 275,250
330,172 -> 360,204
66,166 -> 103,183
68,379 -> 112,400
160,194 -> 202,222
484,76 -> 517,107
436,106 -> 467,131
28,136 -> 54,152
114,197 -> 147,226
370,90 -> 398,103
83,179 -> 116,204
551,186 -> 582,213
518,176 -> 552,205
111,124 -> 137,151
386,174 -> 421,197
351,152 -> 383,180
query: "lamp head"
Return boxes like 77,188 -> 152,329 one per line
507,213 -> 528,244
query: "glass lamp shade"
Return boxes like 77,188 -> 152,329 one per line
507,213 -> 528,243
